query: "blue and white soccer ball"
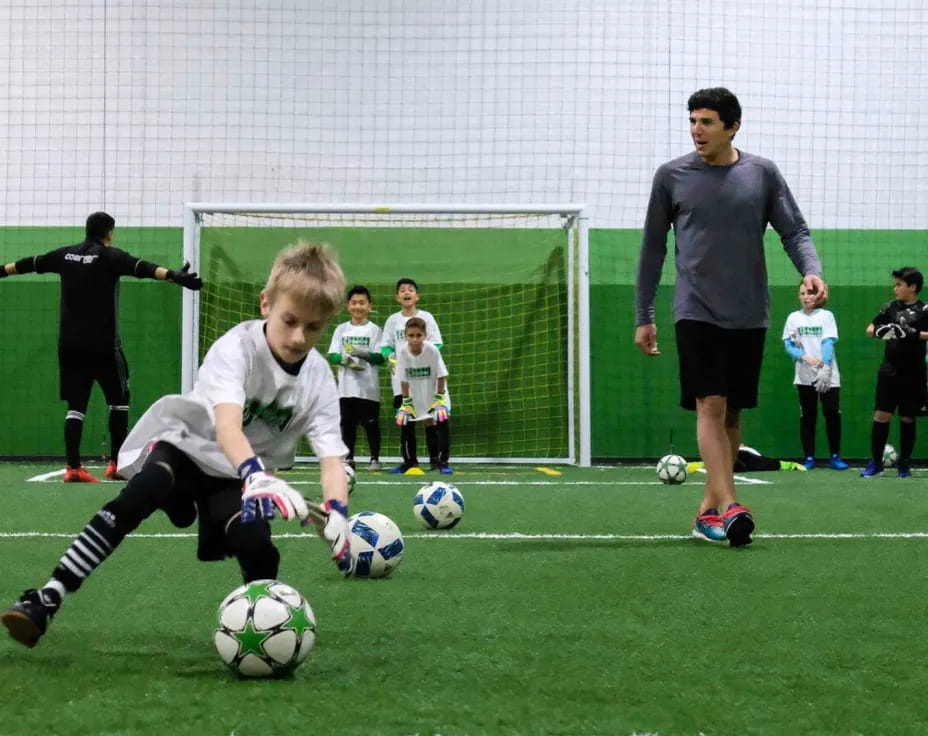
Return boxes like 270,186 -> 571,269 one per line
656,454 -> 688,485
214,579 -> 316,678
347,511 -> 405,578
414,481 -> 465,529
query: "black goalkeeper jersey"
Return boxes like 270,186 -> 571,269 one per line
25,239 -> 159,350
872,299 -> 928,379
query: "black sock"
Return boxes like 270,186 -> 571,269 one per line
108,406 -> 129,461
425,425 -> 439,465
900,420 -> 916,461
824,412 -> 841,456
50,511 -> 123,593
437,421 -> 451,464
871,421 -> 890,464
64,411 -> 85,468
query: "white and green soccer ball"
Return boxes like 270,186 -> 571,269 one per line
344,461 -> 357,495
414,481 -> 465,529
883,444 -> 898,468
348,511 -> 405,578
656,454 -> 688,485
214,579 -> 316,678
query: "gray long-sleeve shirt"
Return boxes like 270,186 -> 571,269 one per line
635,150 -> 822,329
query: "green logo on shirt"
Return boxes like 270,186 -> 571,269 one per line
798,326 -> 823,337
405,367 -> 431,379
344,335 -> 370,348
242,398 -> 294,432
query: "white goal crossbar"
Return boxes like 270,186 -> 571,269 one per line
182,203 -> 590,466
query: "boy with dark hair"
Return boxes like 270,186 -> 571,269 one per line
377,278 -> 447,474
634,87 -> 827,546
0,211 -> 202,482
328,285 -> 384,471
861,267 -> 928,478
2,241 -> 353,648
395,317 -> 451,474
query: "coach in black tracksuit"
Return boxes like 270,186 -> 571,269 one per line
0,212 -> 202,482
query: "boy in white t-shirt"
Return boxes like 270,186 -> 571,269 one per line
393,317 -> 452,475
327,285 -> 384,471
782,282 -> 848,470
378,277 -> 446,471
2,242 -> 354,648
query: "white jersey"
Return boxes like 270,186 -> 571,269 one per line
118,319 -> 347,479
782,308 -> 841,387
379,309 -> 444,395
396,342 -> 449,421
327,319 -> 382,402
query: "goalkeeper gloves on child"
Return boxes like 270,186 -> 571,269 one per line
429,393 -> 450,422
813,364 -> 833,394
396,397 -> 415,426
239,457 -> 309,523
306,499 -> 354,576
875,323 -> 908,341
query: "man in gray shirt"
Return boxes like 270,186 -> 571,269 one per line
634,87 -> 828,547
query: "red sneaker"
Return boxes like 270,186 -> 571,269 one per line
64,466 -> 99,483
104,461 -> 125,481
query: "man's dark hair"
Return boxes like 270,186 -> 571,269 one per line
347,285 -> 372,302
892,266 -> 924,294
687,87 -> 742,130
396,277 -> 419,292
86,211 -> 116,241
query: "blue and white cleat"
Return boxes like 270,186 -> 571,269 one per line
692,509 -> 726,543
859,461 -> 884,478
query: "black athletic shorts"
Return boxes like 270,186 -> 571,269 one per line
144,442 -> 265,563
59,346 -> 130,407
874,371 -> 928,418
675,319 -> 767,411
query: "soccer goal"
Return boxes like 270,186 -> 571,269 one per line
182,203 -> 590,466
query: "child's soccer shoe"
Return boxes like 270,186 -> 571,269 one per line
103,460 -> 126,481
64,466 -> 99,483
368,460 -> 382,472
439,464 -> 454,475
1,588 -> 60,648
722,504 -> 755,547
897,460 -> 912,478
828,455 -> 849,470
692,509 -> 726,542
803,456 -> 816,470
859,461 -> 883,478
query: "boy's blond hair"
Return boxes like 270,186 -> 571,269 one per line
264,241 -> 346,318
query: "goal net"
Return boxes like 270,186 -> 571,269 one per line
183,204 -> 589,465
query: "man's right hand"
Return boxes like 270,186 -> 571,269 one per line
634,324 -> 660,356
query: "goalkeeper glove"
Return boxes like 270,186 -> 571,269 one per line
340,354 -> 365,371
813,364 -> 833,394
344,344 -> 372,360
239,457 -> 308,523
875,323 -> 907,341
388,357 -> 397,375
396,397 -> 415,426
167,261 -> 203,291
306,499 -> 354,576
428,392 -> 449,422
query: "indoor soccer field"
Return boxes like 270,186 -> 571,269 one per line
2,462 -> 926,736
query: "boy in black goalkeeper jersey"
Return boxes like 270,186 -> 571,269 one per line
0,212 -> 202,482
861,267 -> 928,478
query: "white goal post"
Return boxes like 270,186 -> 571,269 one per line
182,202 -> 590,466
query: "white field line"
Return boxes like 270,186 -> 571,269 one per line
23,477 -> 771,487
0,531 -> 926,541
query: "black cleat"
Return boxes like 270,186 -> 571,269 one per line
2,588 -> 60,648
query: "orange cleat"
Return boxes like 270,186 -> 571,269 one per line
103,460 -> 125,481
64,466 -> 100,483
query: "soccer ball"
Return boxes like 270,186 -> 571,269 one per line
414,481 -> 465,529
656,454 -> 687,484
214,579 -> 316,678
348,511 -> 405,578
883,444 -> 898,468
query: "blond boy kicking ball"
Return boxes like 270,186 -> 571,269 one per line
2,242 -> 353,648
394,317 -> 452,474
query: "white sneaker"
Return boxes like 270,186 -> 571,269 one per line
368,460 -> 382,472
